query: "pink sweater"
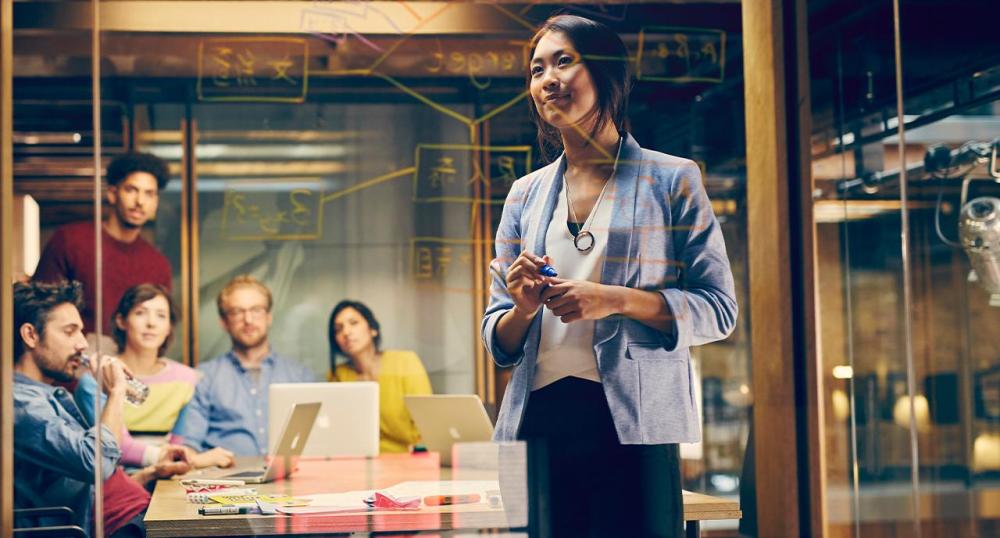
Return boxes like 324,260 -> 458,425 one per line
76,360 -> 198,466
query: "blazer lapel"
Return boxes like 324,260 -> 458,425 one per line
595,133 -> 642,347
528,155 -> 566,257
519,155 -> 565,369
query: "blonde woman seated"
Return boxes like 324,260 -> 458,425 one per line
328,300 -> 432,453
76,284 -> 234,469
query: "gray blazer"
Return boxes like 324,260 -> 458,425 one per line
481,134 -> 738,445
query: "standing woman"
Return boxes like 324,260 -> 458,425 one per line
481,15 -> 737,537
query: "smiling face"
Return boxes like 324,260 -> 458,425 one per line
332,307 -> 377,360
22,302 -> 89,383
529,30 -> 600,133
107,171 -> 160,229
118,294 -> 172,355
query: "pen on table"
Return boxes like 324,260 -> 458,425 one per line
199,505 -> 251,516
423,494 -> 481,506
182,478 -> 247,487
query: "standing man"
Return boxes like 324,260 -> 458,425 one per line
34,152 -> 172,338
173,275 -> 316,456
12,280 -> 189,537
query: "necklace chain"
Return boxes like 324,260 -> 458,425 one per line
564,136 -> 624,252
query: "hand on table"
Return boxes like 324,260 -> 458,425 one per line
133,445 -> 192,487
185,446 -> 236,469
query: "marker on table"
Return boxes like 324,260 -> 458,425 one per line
199,506 -> 251,516
423,494 -> 481,506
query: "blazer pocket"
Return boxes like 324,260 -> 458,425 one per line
636,354 -> 696,439
626,342 -> 683,361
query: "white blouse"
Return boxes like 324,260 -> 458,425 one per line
532,179 -> 614,391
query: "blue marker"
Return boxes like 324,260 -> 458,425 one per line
488,263 -> 557,280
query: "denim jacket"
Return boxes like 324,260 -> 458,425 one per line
482,134 -> 738,445
13,372 -> 121,536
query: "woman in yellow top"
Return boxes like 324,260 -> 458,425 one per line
327,300 -> 432,453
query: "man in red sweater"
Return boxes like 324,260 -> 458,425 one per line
34,153 -> 173,340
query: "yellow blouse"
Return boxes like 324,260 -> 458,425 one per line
329,349 -> 432,453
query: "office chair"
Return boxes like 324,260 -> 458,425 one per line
12,479 -> 86,537
13,506 -> 86,537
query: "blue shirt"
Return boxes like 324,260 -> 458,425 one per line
13,372 -> 121,536
171,349 -> 317,456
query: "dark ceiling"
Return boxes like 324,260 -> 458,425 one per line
10,1 -> 1000,217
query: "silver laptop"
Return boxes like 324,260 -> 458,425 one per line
405,394 -> 495,466
221,401 -> 321,484
269,382 -> 379,458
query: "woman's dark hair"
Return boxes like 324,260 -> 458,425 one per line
527,14 -> 632,161
112,283 -> 177,356
327,300 -> 382,369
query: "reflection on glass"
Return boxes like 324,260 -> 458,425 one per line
812,1 -> 1000,534
12,2 -> 754,536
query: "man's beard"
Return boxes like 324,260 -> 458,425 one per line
116,205 -> 143,229
38,353 -> 78,383
231,331 -> 268,352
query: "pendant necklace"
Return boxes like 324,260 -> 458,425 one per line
564,136 -> 624,253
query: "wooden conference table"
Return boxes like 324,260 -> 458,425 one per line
145,453 -> 741,537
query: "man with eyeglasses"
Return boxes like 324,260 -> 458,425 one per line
172,275 -> 316,456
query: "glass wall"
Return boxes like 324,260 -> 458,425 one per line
11,1 -> 754,535
100,2 -> 755,503
811,0 -> 1000,535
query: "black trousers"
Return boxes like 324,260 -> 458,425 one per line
517,377 -> 684,538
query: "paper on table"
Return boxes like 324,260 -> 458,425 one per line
382,480 -> 500,499
276,481 -> 501,515
275,490 -> 374,515
277,505 -> 375,515
210,494 -> 309,508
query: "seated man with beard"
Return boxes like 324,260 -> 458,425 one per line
12,280 -> 189,538
172,275 -> 316,456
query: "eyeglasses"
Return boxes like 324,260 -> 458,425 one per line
224,305 -> 269,320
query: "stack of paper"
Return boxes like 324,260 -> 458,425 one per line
276,480 -> 502,515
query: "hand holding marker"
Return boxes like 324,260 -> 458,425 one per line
489,260 -> 558,281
